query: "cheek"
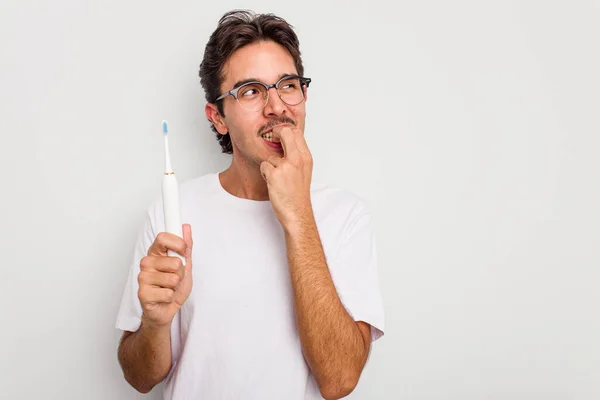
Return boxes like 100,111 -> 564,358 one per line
227,112 -> 263,140
292,101 -> 306,116
291,105 -> 306,125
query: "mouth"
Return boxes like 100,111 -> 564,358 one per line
260,124 -> 291,150
260,131 -> 281,143
259,123 -> 291,138
260,132 -> 283,150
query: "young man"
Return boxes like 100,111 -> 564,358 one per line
116,10 -> 385,400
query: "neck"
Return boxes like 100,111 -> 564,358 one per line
219,153 -> 269,201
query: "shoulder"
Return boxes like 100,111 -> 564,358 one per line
310,180 -> 373,233
311,180 -> 371,213
179,172 -> 220,199
143,172 -> 219,228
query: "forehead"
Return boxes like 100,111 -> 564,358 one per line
222,40 -> 298,88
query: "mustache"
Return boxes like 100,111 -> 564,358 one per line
257,116 -> 296,135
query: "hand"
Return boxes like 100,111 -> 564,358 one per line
137,224 -> 193,328
260,126 -> 313,229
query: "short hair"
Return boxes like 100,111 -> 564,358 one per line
198,10 -> 304,154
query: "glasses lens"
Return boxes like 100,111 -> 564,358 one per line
278,77 -> 304,106
237,83 -> 268,111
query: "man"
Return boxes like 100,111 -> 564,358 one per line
116,10 -> 385,400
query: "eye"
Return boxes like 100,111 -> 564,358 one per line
239,83 -> 264,98
241,88 -> 258,97
279,78 -> 301,91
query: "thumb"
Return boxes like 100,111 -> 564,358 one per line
182,223 -> 193,267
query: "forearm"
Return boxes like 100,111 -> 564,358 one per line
284,211 -> 368,399
117,318 -> 173,393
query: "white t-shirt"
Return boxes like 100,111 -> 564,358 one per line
115,173 -> 385,400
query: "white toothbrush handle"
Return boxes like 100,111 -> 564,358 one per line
162,173 -> 186,265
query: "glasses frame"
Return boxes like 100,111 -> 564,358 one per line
215,75 -> 312,110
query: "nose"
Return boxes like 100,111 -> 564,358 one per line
262,87 -> 286,117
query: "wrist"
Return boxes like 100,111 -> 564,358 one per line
140,315 -> 172,335
281,207 -> 315,237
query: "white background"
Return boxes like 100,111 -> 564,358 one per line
1,1 -> 599,399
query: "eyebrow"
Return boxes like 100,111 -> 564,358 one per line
231,73 -> 297,90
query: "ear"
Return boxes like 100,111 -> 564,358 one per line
205,103 -> 228,135
303,86 -> 308,102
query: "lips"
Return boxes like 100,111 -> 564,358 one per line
260,124 -> 288,136
258,119 -> 295,135
261,134 -> 283,149
258,121 -> 293,150
260,132 -> 280,143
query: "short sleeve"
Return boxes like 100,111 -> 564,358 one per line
329,203 -> 385,342
115,209 -> 156,332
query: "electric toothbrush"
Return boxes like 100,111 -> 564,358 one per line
161,120 -> 186,265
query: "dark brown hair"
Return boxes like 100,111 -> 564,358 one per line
199,10 -> 304,154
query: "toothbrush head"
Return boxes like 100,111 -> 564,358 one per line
162,120 -> 173,172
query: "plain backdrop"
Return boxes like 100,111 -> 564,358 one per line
1,1 -> 599,399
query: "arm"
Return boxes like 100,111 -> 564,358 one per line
260,126 -> 375,399
117,319 -> 172,393
284,211 -> 371,399
117,225 -> 193,393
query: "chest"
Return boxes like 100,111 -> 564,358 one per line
181,212 -> 292,326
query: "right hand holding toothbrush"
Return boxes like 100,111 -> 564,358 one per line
137,224 -> 193,328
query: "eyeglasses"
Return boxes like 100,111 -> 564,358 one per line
215,75 -> 311,111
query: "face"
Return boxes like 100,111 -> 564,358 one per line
206,40 -> 307,169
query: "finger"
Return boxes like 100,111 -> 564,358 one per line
140,255 -> 184,275
182,224 -> 193,249
260,161 -> 276,182
148,231 -> 188,258
140,286 -> 175,305
139,270 -> 182,289
182,224 -> 193,269
292,128 -> 311,156
272,126 -> 299,161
